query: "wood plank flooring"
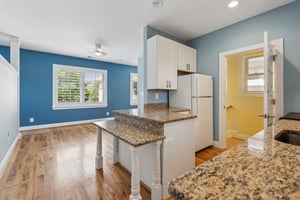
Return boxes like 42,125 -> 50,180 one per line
195,137 -> 244,166
0,124 -> 244,200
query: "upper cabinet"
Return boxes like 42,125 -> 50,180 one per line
147,35 -> 197,90
177,43 -> 197,73
147,35 -> 178,90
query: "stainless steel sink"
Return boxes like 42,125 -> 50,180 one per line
275,130 -> 300,146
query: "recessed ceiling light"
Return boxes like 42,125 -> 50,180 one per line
152,0 -> 163,8
228,1 -> 239,8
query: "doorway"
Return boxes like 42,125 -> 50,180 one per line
226,50 -> 264,142
218,39 -> 284,149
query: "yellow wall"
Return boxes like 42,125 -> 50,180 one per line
226,51 -> 264,137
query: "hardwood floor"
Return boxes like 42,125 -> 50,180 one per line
0,124 -> 244,200
0,124 -> 150,200
195,137 -> 244,166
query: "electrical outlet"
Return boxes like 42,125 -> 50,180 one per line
106,112 -> 109,116
29,117 -> 34,123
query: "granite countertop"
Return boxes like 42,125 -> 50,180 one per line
168,119 -> 300,199
93,120 -> 165,147
114,106 -> 196,124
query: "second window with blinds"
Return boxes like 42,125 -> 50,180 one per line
52,64 -> 107,110
130,73 -> 138,106
243,56 -> 264,94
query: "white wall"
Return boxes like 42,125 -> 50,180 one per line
0,55 -> 19,177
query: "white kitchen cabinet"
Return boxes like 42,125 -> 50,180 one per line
117,119 -> 195,199
177,43 -> 197,72
147,35 -> 177,90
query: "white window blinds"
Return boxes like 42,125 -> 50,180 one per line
245,56 -> 264,92
130,73 -> 138,105
53,64 -> 107,110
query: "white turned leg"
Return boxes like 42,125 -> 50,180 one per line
95,127 -> 103,169
129,146 -> 142,200
152,141 -> 162,200
112,136 -> 119,164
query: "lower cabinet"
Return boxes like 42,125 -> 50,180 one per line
117,119 -> 195,199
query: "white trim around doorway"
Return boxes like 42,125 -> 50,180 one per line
217,39 -> 284,149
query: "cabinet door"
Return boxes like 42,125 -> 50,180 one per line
157,36 -> 171,89
178,44 -> 196,73
167,40 -> 178,90
147,35 -> 177,90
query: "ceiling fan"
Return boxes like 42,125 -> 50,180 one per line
94,44 -> 107,56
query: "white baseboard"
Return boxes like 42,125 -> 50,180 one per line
213,140 -> 226,149
19,117 -> 114,132
0,133 -> 20,179
226,129 -> 250,140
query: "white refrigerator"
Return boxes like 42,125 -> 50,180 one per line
169,74 -> 213,152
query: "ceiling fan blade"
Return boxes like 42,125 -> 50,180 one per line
95,50 -> 107,56
95,46 -> 107,56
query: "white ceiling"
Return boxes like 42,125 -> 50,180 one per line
0,0 -> 295,66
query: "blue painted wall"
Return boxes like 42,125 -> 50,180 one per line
188,1 -> 300,140
0,46 -> 10,61
0,46 -> 137,127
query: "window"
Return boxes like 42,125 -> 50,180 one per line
53,64 -> 107,109
130,73 -> 138,106
244,56 -> 264,93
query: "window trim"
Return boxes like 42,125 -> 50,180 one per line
242,55 -> 264,96
130,73 -> 138,106
52,64 -> 107,110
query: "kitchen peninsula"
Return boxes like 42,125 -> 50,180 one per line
93,104 -> 196,199
168,119 -> 300,199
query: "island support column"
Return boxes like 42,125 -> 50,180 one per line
112,136 -> 119,164
152,141 -> 162,200
95,127 -> 103,169
129,145 -> 142,200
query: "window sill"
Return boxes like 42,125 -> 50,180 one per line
52,104 -> 108,110
130,101 -> 138,106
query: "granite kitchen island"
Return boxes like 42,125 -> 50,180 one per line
94,104 -> 196,199
168,119 -> 300,199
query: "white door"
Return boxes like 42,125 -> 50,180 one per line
263,31 -> 275,129
218,35 -> 283,149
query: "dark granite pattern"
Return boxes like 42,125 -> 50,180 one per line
168,119 -> 300,199
114,106 -> 195,124
114,112 -> 163,134
93,120 -> 165,147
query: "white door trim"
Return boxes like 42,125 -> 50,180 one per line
218,39 -> 284,149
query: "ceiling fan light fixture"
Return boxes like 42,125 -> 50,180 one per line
152,0 -> 163,8
95,51 -> 102,56
94,44 -> 107,56
228,1 -> 239,8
